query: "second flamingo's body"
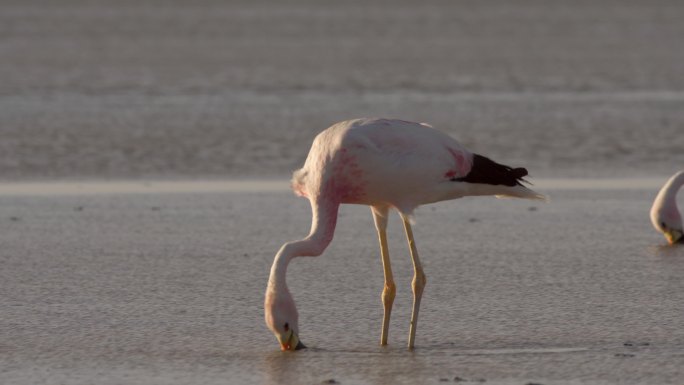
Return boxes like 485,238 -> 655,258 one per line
651,170 -> 684,244
265,118 -> 544,351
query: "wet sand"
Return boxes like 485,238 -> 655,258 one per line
2,1 -> 684,383
1,182 -> 683,384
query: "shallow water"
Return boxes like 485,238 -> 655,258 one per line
1,186 -> 683,384
2,1 -> 684,383
1,0 -> 684,179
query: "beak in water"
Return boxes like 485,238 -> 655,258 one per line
280,331 -> 307,351
665,229 -> 683,245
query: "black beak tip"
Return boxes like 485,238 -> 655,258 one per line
295,340 -> 307,350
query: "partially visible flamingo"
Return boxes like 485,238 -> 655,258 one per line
650,170 -> 684,245
264,118 -> 545,351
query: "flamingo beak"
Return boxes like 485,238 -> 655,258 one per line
664,229 -> 683,245
279,330 -> 306,351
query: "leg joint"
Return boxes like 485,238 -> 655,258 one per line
412,272 -> 426,291
382,282 -> 396,303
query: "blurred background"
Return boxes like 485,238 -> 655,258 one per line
1,0 -> 683,180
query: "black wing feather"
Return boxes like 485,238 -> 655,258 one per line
452,154 -> 529,187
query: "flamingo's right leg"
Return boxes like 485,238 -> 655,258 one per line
401,214 -> 426,350
372,205 -> 395,346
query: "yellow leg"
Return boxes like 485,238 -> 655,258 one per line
372,206 -> 395,346
402,216 -> 426,350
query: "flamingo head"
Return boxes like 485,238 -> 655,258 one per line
650,198 -> 683,245
264,288 -> 306,351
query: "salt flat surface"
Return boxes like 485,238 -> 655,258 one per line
1,187 -> 683,384
1,1 -> 683,383
1,0 -> 684,179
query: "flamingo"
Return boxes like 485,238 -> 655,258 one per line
650,170 -> 684,245
264,118 -> 545,351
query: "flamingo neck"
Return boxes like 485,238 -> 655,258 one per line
662,171 -> 684,201
268,198 -> 339,294
653,171 -> 684,227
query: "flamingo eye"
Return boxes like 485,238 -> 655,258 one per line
284,323 -> 289,332
661,221 -> 667,229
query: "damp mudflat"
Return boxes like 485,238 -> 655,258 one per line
1,182 -> 683,385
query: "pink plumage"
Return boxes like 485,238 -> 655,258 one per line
265,118 -> 544,351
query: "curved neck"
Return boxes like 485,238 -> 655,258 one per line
267,199 -> 339,293
661,171 -> 684,201
666,171 -> 684,195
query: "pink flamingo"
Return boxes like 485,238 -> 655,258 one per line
264,118 -> 545,351
650,170 -> 684,244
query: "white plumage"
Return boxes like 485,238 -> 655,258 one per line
650,170 -> 684,244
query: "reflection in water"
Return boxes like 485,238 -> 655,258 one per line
260,346 -> 430,385
647,243 -> 684,258
647,243 -> 684,297
262,350 -> 295,385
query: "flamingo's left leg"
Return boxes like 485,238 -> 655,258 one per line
401,214 -> 426,350
371,205 -> 395,346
